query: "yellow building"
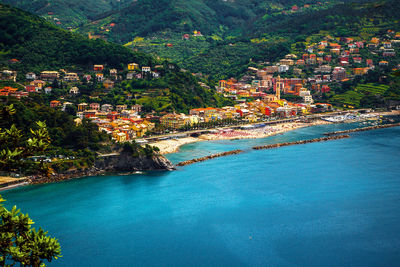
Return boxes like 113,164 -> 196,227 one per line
113,131 -> 127,142
219,80 -> 227,88
77,103 -> 88,111
371,37 -> 380,44
160,114 -> 189,129
353,68 -> 367,75
103,79 -> 115,89
245,114 -> 258,123
128,63 -> 139,71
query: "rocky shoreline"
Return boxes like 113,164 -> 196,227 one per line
252,135 -> 351,150
31,153 -> 175,185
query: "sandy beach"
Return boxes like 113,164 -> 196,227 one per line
150,119 -> 332,154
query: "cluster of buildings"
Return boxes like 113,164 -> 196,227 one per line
50,100 -> 153,142
1,30 -> 399,141
0,62 -> 165,98
217,31 -> 400,107
158,90 -> 332,130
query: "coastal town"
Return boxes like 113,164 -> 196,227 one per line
3,1 -> 400,266
1,30 -> 400,150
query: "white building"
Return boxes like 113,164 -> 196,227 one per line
278,65 -> 289,73
69,87 -> 79,95
26,72 -> 36,80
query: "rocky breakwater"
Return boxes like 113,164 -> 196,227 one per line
252,135 -> 350,150
176,150 -> 244,167
32,151 -> 175,184
324,122 -> 400,136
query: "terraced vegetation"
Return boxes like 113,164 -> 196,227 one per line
355,83 -> 389,95
330,83 -> 390,108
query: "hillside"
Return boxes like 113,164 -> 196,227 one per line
251,0 -> 400,40
180,0 -> 400,79
76,0 -> 345,79
0,3 -> 154,73
77,0 -> 329,42
1,0 -> 135,27
0,4 -> 233,113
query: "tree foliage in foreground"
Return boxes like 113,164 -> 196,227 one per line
0,195 -> 61,267
0,104 -> 51,173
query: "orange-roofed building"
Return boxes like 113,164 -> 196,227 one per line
219,80 -> 227,88
370,37 -> 380,44
330,43 -> 341,49
94,65 -> 104,71
50,100 -> 61,108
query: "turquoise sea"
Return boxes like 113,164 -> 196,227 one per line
2,123 -> 400,266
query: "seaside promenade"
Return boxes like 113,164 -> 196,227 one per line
145,110 -> 357,142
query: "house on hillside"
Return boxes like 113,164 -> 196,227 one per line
96,73 -> 104,81
103,79 -> 114,89
50,100 -> 61,108
1,70 -> 17,82
40,71 -> 59,81
94,65 -> 104,72
25,85 -> 37,93
69,87 -> 79,95
110,69 -> 118,77
77,103 -> 88,111
132,104 -> 142,113
64,73 -> 79,82
126,72 -> 134,80
142,67 -> 151,73
101,104 -> 113,112
30,80 -> 46,89
379,61 -> 389,66
90,103 -> 100,110
116,105 -> 127,112
44,87 -> 52,94
128,63 -> 139,71
26,72 -> 36,80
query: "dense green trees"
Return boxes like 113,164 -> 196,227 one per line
0,98 -> 110,173
0,195 -> 61,266
0,4 -> 154,73
0,104 -> 52,173
2,0 -> 131,27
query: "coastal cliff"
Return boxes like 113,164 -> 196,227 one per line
95,152 -> 175,172
31,153 -> 174,184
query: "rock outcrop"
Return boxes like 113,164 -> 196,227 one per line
31,153 -> 174,184
95,152 -> 175,172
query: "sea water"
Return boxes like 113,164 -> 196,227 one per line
2,124 -> 400,266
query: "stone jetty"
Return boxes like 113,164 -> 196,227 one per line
176,150 -> 244,166
324,123 -> 400,136
252,135 -> 350,150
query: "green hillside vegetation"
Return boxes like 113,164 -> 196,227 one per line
252,0 -> 400,41
1,0 -> 135,27
0,3 -> 153,73
0,4 -> 233,112
330,83 -> 390,108
143,0 -> 400,80
51,63 -> 233,114
79,0 -> 274,43
0,98 -> 160,175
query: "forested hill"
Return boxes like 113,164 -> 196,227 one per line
0,3 -> 153,73
178,0 -> 400,80
78,0 -> 322,43
1,0 -> 136,28
0,4 -> 233,113
251,0 -> 400,39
